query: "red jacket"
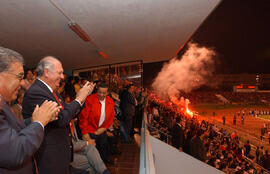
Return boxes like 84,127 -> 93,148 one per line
79,93 -> 115,134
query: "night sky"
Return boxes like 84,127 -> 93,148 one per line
144,0 -> 270,88
190,0 -> 270,74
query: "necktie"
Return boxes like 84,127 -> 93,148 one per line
52,91 -> 73,134
52,91 -> 63,109
9,106 -> 23,127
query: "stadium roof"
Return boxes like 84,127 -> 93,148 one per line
0,0 -> 220,70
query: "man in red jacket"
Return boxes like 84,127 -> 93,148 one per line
79,83 -> 115,164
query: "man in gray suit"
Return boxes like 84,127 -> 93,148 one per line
70,119 -> 111,174
0,46 -> 60,174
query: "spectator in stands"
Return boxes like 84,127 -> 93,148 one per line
190,130 -> 206,162
256,146 -> 260,163
119,84 -> 137,142
0,46 -> 60,173
32,68 -> 37,81
92,80 -> 103,94
22,56 -> 95,174
70,118 -> 111,174
244,140 -> 251,157
135,88 -> 148,130
65,76 -> 76,100
21,69 -> 33,91
57,73 -> 66,96
172,116 -> 184,151
222,115 -> 226,125
183,129 -> 192,155
256,146 -> 264,166
233,114 -> 236,125
79,83 -> 115,164
74,76 -> 81,94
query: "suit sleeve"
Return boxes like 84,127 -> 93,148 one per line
0,113 -> 43,168
22,88 -> 81,127
72,139 -> 87,153
57,98 -> 81,127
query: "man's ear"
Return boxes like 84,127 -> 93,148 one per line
43,68 -> 49,78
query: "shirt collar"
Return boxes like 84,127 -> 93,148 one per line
37,78 -> 53,93
99,98 -> 106,104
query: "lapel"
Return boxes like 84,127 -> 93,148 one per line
104,96 -> 112,118
2,100 -> 25,130
35,79 -> 55,100
36,79 -> 66,108
55,91 -> 64,107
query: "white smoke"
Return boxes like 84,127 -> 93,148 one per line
152,42 -> 216,100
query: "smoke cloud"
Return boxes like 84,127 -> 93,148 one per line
152,42 -> 216,100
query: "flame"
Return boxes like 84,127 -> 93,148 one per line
186,107 -> 193,117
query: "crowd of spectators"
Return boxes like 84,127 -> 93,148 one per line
146,97 -> 270,173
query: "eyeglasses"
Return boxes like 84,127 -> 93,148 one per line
6,72 -> 24,81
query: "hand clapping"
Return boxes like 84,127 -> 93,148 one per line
32,100 -> 60,127
76,81 -> 96,104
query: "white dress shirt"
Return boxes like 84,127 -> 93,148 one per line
98,99 -> 106,127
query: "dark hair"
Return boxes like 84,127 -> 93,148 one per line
74,76 -> 80,83
98,82 -> 108,89
175,116 -> 181,123
67,76 -> 74,83
126,83 -> 135,90
23,69 -> 32,79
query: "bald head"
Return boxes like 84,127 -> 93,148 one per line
37,56 -> 64,91
36,56 -> 61,77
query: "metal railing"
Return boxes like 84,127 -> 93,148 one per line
147,123 -> 172,144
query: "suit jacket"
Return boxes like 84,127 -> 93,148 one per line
71,122 -> 88,153
79,93 -> 115,134
120,90 -> 136,119
171,123 -> 184,149
22,79 -> 81,174
0,97 -> 43,174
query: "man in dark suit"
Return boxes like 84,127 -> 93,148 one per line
22,56 -> 95,174
171,116 -> 184,151
120,84 -> 137,142
0,47 -> 59,174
